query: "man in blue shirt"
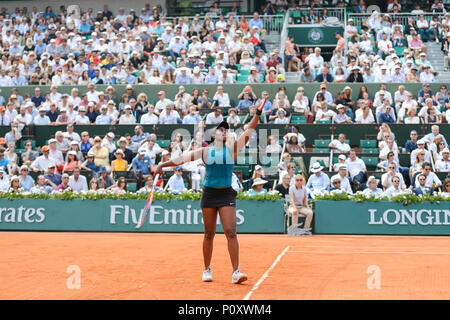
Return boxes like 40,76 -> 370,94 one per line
175,68 -> 191,84
405,130 -> 418,153
0,148 -> 10,168
78,17 -> 91,36
132,125 -> 150,144
378,105 -> 395,124
249,12 -> 263,30
95,106 -> 115,124
132,149 -> 151,175
167,166 -> 186,194
236,92 -> 253,110
32,87 -> 45,108
423,125 -> 448,148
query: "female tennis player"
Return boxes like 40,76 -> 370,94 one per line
154,96 -> 267,284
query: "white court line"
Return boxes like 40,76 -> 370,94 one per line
243,245 -> 290,301
289,250 -> 450,255
290,245 -> 447,250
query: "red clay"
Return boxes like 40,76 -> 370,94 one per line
1,232 -> 449,299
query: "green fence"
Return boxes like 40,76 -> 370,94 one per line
0,199 -> 285,233
314,200 -> 450,235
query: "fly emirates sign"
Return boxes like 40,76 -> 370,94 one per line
109,204 -> 245,228
368,208 -> 450,226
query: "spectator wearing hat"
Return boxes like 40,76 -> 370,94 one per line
111,149 -> 128,173
435,148 -> 450,172
346,66 -> 363,82
45,102 -> 60,124
306,162 -> 330,194
81,151 -> 99,175
333,105 -> 353,124
19,165 -> 35,192
9,175 -> 23,193
90,136 -> 110,168
118,105 -> 137,124
167,166 -> 187,194
411,138 -> 433,165
247,177 -> 269,196
313,83 -> 333,106
0,106 -> 10,126
331,165 -> 353,194
362,176 -> 383,197
63,150 -> 81,173
95,105 -> 115,125
30,146 -> 52,173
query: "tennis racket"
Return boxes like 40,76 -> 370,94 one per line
257,96 -> 268,112
136,174 -> 159,229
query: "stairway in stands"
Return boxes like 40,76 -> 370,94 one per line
425,41 -> 450,83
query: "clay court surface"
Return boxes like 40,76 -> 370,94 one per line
1,232 -> 450,299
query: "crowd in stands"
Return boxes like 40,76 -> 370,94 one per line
286,1 -> 450,79
0,2 -> 448,199
0,2 -> 283,87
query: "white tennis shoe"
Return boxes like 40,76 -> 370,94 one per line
232,268 -> 248,284
202,267 -> 213,282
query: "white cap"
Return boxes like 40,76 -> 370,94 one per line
440,148 -> 449,155
338,154 -> 346,161
106,132 -> 115,139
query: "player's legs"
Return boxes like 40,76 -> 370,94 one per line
202,207 -> 218,269
218,206 -> 239,271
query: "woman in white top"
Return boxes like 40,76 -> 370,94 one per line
403,108 -> 420,124
118,106 -> 136,124
292,89 -> 309,113
68,88 -> 82,108
5,142 -> 18,175
77,70 -> 90,85
106,101 -> 120,121
147,69 -> 162,84
266,135 -> 282,154
191,67 -> 204,84
355,105 -> 375,124
314,101 -> 335,123
274,108 -> 289,124
239,51 -> 253,70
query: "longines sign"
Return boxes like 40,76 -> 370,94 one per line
314,201 -> 450,235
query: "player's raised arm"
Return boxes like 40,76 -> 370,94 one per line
232,96 -> 268,159
154,146 -> 206,176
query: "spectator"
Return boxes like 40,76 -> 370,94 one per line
288,174 -> 313,235
306,162 -> 330,194
19,165 -> 35,192
167,166 -> 186,194
68,167 -> 88,193
329,133 -> 351,154
247,178 -> 268,196
412,173 -> 433,196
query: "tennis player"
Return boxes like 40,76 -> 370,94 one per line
154,96 -> 267,284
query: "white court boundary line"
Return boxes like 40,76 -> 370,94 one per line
290,245 -> 448,250
243,245 -> 290,301
289,250 -> 450,255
